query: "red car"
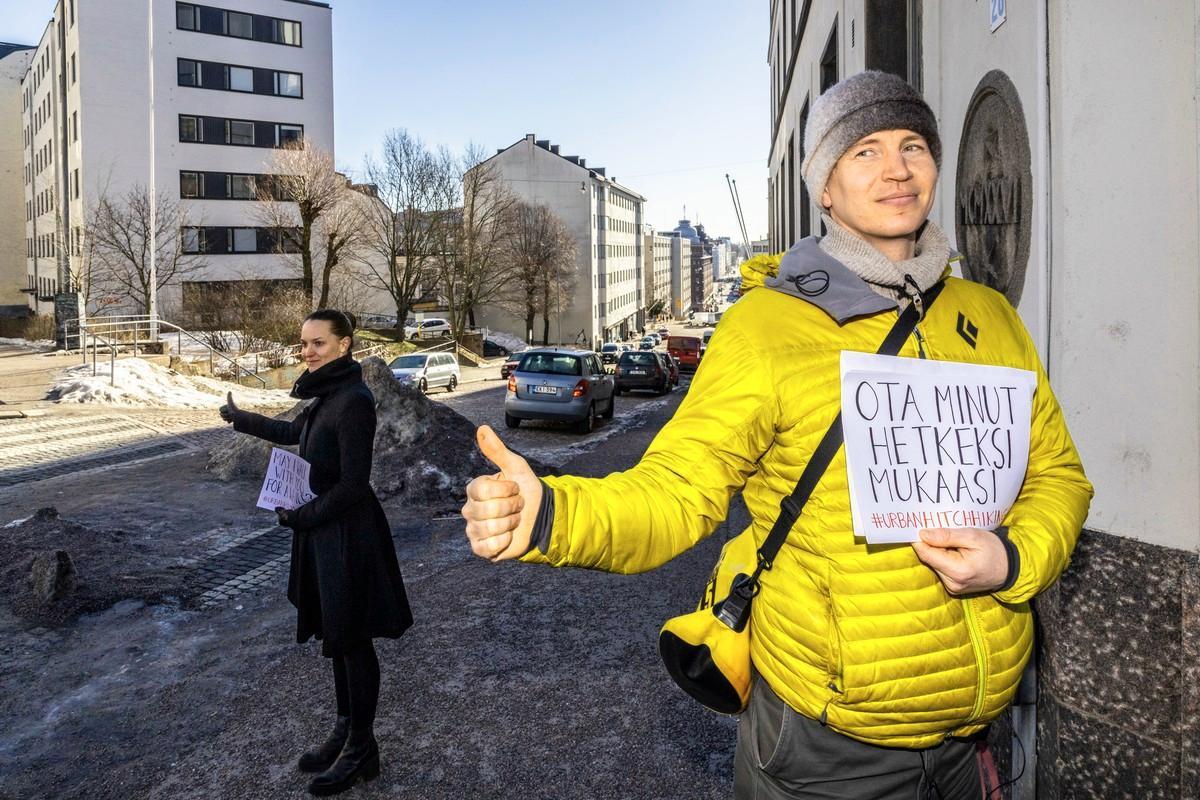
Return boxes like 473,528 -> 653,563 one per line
656,352 -> 680,387
666,335 -> 702,371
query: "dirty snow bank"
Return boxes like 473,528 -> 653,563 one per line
0,336 -> 55,350
51,357 -> 294,408
208,356 -> 555,510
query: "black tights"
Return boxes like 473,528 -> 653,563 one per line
332,640 -> 380,732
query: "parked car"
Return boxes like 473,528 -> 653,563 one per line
389,351 -> 460,393
505,349 -> 615,433
656,351 -> 680,388
615,351 -> 671,395
666,335 -> 702,370
403,317 -> 451,340
599,342 -> 622,365
656,327 -> 670,337
647,332 -> 662,344
639,337 -> 657,350
500,350 -> 527,379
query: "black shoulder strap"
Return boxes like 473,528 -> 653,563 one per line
753,280 -> 946,574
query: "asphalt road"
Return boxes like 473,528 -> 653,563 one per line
0,366 -> 747,800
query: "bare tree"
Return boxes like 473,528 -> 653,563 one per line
501,201 -> 577,345
86,185 -> 205,315
258,141 -> 367,308
356,129 -> 453,332
436,145 -> 519,345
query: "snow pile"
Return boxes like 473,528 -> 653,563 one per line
485,331 -> 529,354
0,337 -> 55,350
209,356 -> 555,511
51,357 -> 294,408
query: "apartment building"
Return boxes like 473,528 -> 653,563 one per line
643,227 -> 673,322
0,43 -> 36,314
666,225 -> 692,319
18,0 -> 333,320
767,2 -> 1199,794
472,134 -> 646,346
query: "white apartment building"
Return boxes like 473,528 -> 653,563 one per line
474,134 -> 646,347
667,232 -> 691,319
643,227 -> 673,322
0,44 -> 36,313
767,2 -> 1199,795
19,0 -> 333,319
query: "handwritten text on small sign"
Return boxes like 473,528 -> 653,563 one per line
256,448 -> 316,511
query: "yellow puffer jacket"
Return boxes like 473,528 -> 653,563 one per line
522,240 -> 1092,748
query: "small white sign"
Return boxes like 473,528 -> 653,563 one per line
256,447 -> 316,511
990,0 -> 1007,33
840,352 -> 1036,544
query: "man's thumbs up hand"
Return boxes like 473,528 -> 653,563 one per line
219,392 -> 239,424
463,425 -> 542,561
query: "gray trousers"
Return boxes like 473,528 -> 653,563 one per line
734,679 -> 983,800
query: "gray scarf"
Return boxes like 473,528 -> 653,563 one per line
817,213 -> 949,306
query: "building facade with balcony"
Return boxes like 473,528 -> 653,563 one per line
472,134 -> 646,347
0,43 -> 36,315
17,0 -> 332,321
767,2 -> 1200,795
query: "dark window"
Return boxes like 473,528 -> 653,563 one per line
178,58 -> 201,87
180,172 -> 201,198
70,54 -> 75,84
179,115 -> 202,141
226,119 -> 254,145
277,124 -> 303,145
865,0 -> 912,83
820,20 -> 839,93
225,11 -> 253,38
798,101 -> 812,237
274,71 -> 302,97
71,111 -> 77,142
176,3 -> 198,30
786,134 -> 795,247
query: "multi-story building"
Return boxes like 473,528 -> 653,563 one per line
667,232 -> 690,319
472,134 -> 645,347
767,2 -> 1199,794
0,43 -> 36,315
18,0 -> 333,321
643,227 -> 673,322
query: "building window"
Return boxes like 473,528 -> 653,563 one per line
229,174 -> 255,199
231,228 -> 258,253
820,19 -> 839,93
72,169 -> 79,199
180,172 -> 201,198
70,54 -> 76,84
277,124 -> 303,146
178,58 -> 201,87
181,227 -> 202,254
72,111 -> 78,141
226,119 -> 254,146
179,115 -> 202,142
273,19 -> 301,46
176,3 -> 198,30
227,65 -> 254,92
274,71 -> 302,97
225,11 -> 253,38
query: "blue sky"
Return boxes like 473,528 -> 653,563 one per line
3,1 -> 769,240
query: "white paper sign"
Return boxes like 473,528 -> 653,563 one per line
256,448 -> 316,511
840,352 -> 1036,544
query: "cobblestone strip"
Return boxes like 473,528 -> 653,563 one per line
183,524 -> 292,606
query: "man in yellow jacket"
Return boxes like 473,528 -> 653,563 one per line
462,71 -> 1092,799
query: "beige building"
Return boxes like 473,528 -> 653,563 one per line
472,134 -> 646,346
768,2 -> 1199,795
0,44 -> 36,313
643,227 -> 673,322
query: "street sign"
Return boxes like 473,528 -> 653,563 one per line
990,0 -> 1007,33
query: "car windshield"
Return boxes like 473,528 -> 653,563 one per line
620,353 -> 658,366
389,355 -> 427,368
669,338 -> 700,351
601,344 -> 619,352
518,353 -> 582,376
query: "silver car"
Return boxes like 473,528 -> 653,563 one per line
389,352 -> 460,393
504,348 -> 615,434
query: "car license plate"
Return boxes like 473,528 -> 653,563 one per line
630,369 -> 647,375
532,386 -> 557,394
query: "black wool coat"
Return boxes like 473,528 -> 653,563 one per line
233,355 -> 412,657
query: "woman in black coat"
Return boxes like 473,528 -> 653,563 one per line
220,309 -> 411,796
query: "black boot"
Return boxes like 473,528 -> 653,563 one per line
306,728 -> 380,796
297,716 -> 350,773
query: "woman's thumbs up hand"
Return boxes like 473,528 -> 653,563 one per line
219,392 -> 239,424
462,425 -> 542,561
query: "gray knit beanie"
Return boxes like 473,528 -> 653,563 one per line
802,70 -> 941,203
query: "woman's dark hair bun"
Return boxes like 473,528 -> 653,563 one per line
305,308 -> 356,341
341,310 -> 357,332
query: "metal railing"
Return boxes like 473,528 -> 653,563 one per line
64,315 -> 267,388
